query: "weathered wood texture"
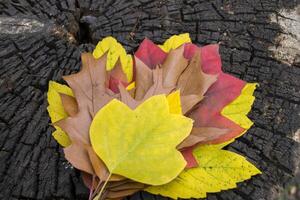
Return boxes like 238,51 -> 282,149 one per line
0,0 -> 299,199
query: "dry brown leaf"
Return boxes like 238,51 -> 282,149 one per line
118,67 -> 173,109
143,67 -> 174,100
93,179 -> 144,200
108,181 -> 145,191
82,172 -> 100,189
181,94 -> 203,114
177,127 -> 229,149
64,143 -> 94,174
87,146 -> 125,181
177,50 -> 217,97
107,60 -> 128,84
86,146 -> 110,180
134,56 -> 153,100
60,94 -> 78,117
109,183 -> 145,192
162,45 -> 188,88
106,180 -> 130,189
105,188 -> 142,199
55,53 -> 120,180
118,84 -> 139,109
63,53 -> 114,117
55,108 -> 91,146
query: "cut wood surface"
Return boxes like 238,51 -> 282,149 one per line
0,0 -> 299,199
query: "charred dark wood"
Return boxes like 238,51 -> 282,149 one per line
0,0 -> 299,200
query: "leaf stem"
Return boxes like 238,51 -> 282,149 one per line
88,175 -> 95,200
97,173 -> 111,200
91,179 -> 102,198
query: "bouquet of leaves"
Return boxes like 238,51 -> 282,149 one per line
47,33 -> 261,200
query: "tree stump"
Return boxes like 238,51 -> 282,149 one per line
0,0 -> 299,199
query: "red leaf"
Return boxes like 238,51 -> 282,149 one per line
135,38 -> 167,69
184,43 -> 222,74
108,76 -> 128,93
108,61 -> 130,93
183,44 -> 246,167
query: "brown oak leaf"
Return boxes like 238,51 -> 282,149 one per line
55,53 -> 121,180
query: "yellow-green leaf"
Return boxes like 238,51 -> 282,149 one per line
47,81 -> 73,147
221,83 -> 258,129
145,144 -> 261,199
93,36 -> 133,82
159,33 -> 191,52
90,95 -> 193,185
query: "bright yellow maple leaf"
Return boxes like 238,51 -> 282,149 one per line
167,90 -> 182,115
222,83 -> 257,130
159,33 -> 191,52
90,95 -> 193,185
93,36 -> 133,82
145,144 -> 261,199
47,81 -> 73,147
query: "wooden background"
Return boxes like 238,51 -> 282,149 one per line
0,0 -> 299,199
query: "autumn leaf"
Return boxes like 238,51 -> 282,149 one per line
107,61 -> 130,93
184,43 -> 222,74
142,67 -> 174,100
177,50 -> 217,111
135,38 -> 167,69
104,180 -> 145,199
64,143 -> 94,174
134,37 -> 258,168
134,56 -> 153,100
181,75 -> 247,167
93,36 -> 133,82
48,34 -> 260,200
52,129 -> 71,147
145,144 -> 261,199
158,33 -> 191,52
118,66 -> 174,110
166,90 -> 182,115
161,45 -> 188,88
177,127 -> 229,149
107,180 -> 145,191
47,81 -> 74,122
83,175 -> 144,200
221,83 -> 257,130
47,81 -> 73,147
135,39 -> 240,165
54,53 -> 121,178
59,93 -> 78,117
90,95 -> 193,185
105,188 -> 141,199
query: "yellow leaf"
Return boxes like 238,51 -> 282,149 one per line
93,36 -> 133,82
47,81 -> 73,147
208,83 -> 257,148
159,33 -> 191,52
47,81 -> 74,122
52,128 -> 72,147
90,95 -> 193,185
126,82 -> 135,91
145,145 -> 261,199
221,83 -> 258,130
167,90 -> 182,115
